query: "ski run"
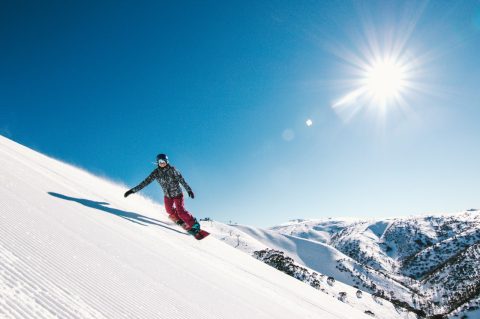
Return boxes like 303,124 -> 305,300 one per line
0,135 -> 371,318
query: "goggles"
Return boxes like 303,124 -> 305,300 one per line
158,159 -> 167,165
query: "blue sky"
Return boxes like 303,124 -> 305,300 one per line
2,1 -> 480,227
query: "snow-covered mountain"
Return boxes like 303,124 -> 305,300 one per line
205,221 -> 420,318
265,213 -> 480,318
0,135 -> 371,319
207,211 -> 480,318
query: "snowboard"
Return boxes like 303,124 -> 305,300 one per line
192,229 -> 210,240
169,215 -> 210,240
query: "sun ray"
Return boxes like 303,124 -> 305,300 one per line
330,29 -> 428,124
326,2 -> 440,126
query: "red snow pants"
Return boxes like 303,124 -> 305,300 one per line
164,195 -> 196,229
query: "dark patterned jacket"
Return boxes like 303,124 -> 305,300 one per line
131,165 -> 192,198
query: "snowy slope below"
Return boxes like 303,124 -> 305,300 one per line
232,224 -> 360,286
207,221 -> 360,285
269,213 -> 480,317
0,135 -> 369,319
206,222 -> 419,318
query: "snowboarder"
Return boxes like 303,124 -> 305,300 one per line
124,154 -> 202,236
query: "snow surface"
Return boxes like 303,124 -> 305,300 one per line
206,222 -> 418,318
268,213 -> 480,318
0,135 -> 370,319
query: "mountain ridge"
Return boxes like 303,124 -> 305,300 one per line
267,212 -> 480,318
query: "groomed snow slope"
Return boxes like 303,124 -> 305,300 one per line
0,135 -> 369,319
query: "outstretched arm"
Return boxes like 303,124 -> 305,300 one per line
125,169 -> 157,197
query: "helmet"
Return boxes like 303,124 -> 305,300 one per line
156,153 -> 169,164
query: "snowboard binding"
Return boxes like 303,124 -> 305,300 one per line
169,215 -> 209,240
186,220 -> 201,236
185,219 -> 209,240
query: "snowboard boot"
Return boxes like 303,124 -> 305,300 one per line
168,214 -> 185,227
186,219 -> 201,236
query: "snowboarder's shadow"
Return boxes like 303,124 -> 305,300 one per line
47,192 -> 186,235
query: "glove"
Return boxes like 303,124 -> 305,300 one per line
124,189 -> 134,198
188,190 -> 195,199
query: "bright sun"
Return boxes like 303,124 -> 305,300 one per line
364,59 -> 406,103
331,49 -> 420,122
330,21 -> 426,123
